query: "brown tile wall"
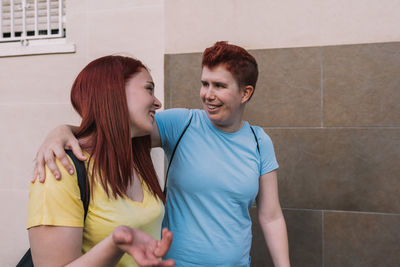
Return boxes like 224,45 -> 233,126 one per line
164,42 -> 400,267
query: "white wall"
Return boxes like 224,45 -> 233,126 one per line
165,0 -> 400,53
1,0 -> 400,265
0,0 -> 165,265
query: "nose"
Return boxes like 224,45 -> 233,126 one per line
153,96 -> 162,110
204,86 -> 216,100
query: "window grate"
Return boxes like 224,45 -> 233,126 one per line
0,0 -> 65,43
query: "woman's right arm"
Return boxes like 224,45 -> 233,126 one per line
29,225 -> 175,267
33,124 -> 84,182
33,122 -> 164,182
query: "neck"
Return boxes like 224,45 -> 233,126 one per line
210,119 -> 245,133
211,107 -> 245,133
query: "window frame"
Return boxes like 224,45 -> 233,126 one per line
0,0 -> 75,57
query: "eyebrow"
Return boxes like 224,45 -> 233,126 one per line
200,80 -> 228,86
214,81 -> 227,86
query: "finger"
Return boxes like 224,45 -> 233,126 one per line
69,139 -> 87,161
154,228 -> 173,257
31,159 -> 38,183
34,151 -> 46,182
44,151 -> 61,180
54,147 -> 75,175
132,249 -> 159,267
31,170 -> 37,183
159,259 -> 176,267
36,158 -> 46,183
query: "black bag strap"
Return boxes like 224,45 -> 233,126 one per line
16,249 -> 33,267
249,126 -> 260,155
65,150 -> 89,219
164,113 -> 193,197
16,150 -> 89,267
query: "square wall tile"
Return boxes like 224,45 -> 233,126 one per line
267,128 -> 400,213
246,47 -> 321,127
323,42 -> 400,126
250,208 -> 322,267
324,211 -> 400,267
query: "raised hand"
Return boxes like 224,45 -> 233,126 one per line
112,226 -> 175,267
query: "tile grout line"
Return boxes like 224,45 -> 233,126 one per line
322,211 -> 325,267
282,207 -> 400,216
168,56 -> 172,109
262,126 -> 400,129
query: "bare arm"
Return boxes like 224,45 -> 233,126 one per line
34,121 -> 163,182
33,125 -> 84,182
29,225 -> 175,267
256,171 -> 290,267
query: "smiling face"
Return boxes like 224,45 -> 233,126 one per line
125,68 -> 161,137
200,64 -> 253,132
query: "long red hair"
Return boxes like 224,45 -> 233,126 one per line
70,55 -> 165,203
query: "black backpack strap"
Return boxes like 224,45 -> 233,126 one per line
65,150 -> 89,220
17,151 -> 89,267
16,249 -> 33,267
250,126 -> 260,155
164,113 -> 193,197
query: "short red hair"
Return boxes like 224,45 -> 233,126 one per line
71,55 -> 165,203
202,41 -> 258,99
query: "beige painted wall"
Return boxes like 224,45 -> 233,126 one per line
1,0 -> 399,265
165,0 -> 400,53
0,0 -> 165,265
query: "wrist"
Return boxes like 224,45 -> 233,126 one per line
107,235 -> 124,255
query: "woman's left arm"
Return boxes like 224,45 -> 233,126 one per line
29,225 -> 175,267
256,170 -> 290,267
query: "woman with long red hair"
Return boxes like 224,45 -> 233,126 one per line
27,56 -> 175,267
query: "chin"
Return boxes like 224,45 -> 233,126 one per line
207,113 -> 223,122
209,117 -> 226,126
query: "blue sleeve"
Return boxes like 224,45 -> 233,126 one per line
155,108 -> 192,159
254,127 -> 279,175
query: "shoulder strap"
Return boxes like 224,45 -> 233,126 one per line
250,126 -> 260,155
164,113 -> 193,196
65,150 -> 89,220
16,249 -> 33,267
17,151 -> 90,267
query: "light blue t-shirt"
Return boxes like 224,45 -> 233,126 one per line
156,108 -> 279,267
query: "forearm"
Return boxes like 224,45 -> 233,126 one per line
259,215 -> 290,267
67,235 -> 124,267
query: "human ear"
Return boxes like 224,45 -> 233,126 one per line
241,85 -> 254,103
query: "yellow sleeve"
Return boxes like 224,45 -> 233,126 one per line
27,157 -> 85,229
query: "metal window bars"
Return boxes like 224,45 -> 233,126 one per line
0,0 -> 65,44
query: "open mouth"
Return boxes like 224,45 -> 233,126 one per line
206,104 -> 222,112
